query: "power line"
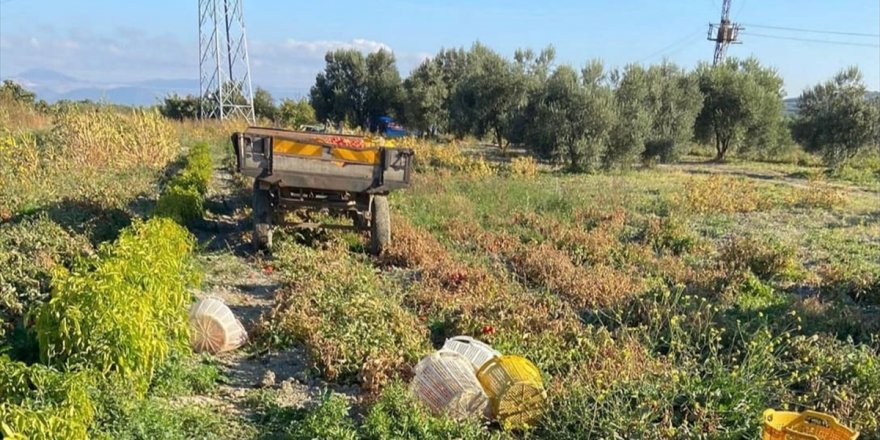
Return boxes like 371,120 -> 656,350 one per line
741,23 -> 880,38
741,32 -> 880,48
639,30 -> 703,63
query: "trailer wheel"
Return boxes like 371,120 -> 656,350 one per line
370,196 -> 390,255
253,183 -> 273,251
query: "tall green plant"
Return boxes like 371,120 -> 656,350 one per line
35,218 -> 199,394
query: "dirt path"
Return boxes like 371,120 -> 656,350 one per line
661,160 -> 878,195
191,163 -> 319,421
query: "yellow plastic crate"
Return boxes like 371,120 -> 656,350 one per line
762,409 -> 859,440
476,355 -> 546,429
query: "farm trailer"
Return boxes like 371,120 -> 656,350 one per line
232,127 -> 414,253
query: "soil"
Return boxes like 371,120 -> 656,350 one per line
189,163 -> 328,418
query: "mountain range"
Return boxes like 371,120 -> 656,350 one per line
3,69 -> 308,106
4,68 -> 877,111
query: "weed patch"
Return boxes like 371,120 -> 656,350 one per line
260,240 -> 429,388
677,175 -> 769,214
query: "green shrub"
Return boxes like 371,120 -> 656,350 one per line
180,142 -> 213,196
719,234 -> 797,281
155,183 -> 204,226
640,215 -> 698,256
35,218 -> 199,394
362,382 -> 495,440
0,357 -> 95,440
286,392 -> 359,440
0,215 -> 91,339
149,352 -> 223,397
154,141 -> 212,225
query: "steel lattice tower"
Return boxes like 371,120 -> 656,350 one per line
707,0 -> 743,65
199,0 -> 255,122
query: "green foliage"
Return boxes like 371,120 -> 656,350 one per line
92,382 -> 239,440
278,98 -> 317,129
34,218 -> 199,394
364,49 -> 404,123
694,57 -> 786,160
362,382 -> 495,440
0,216 -> 92,340
159,94 -> 201,121
522,63 -> 615,171
0,80 -> 38,106
310,49 -> 402,127
778,335 -> 880,437
0,357 -> 95,440
606,64 -> 653,168
149,352 -> 223,397
449,43 -> 528,151
155,142 -> 212,225
253,87 -> 278,122
311,49 -> 368,126
792,66 -> 879,166
641,62 -> 704,163
285,392 -> 359,440
155,183 -> 203,225
403,58 -> 449,135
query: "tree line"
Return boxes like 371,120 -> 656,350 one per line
307,43 -> 880,169
160,87 -> 316,129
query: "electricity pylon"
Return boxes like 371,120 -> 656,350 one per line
707,0 -> 744,65
198,0 -> 255,122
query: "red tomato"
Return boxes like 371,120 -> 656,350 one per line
481,325 -> 495,335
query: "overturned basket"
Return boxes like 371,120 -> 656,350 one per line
189,297 -> 248,354
477,355 -> 546,429
442,336 -> 500,371
410,349 -> 489,420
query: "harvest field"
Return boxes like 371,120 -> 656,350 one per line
1,91 -> 880,438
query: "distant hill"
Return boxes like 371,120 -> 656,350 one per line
784,91 -> 879,117
3,69 -> 307,106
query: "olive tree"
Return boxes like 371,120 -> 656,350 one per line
606,64 -> 653,168
694,58 -> 785,161
525,64 -> 615,171
402,58 -> 448,136
449,43 -> 527,152
643,62 -> 703,163
792,66 -> 880,165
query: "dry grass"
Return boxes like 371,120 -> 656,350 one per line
510,156 -> 539,179
785,181 -> 849,209
676,175 -> 769,214
54,107 -> 177,169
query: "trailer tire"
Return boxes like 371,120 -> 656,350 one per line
253,183 -> 273,251
370,195 -> 390,255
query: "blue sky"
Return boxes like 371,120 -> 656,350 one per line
0,0 -> 878,98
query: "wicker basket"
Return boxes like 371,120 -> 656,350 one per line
442,336 -> 500,371
410,349 -> 489,420
476,355 -> 545,429
189,297 -> 248,354
762,409 -> 859,440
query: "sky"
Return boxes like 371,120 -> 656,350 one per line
0,0 -> 878,98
